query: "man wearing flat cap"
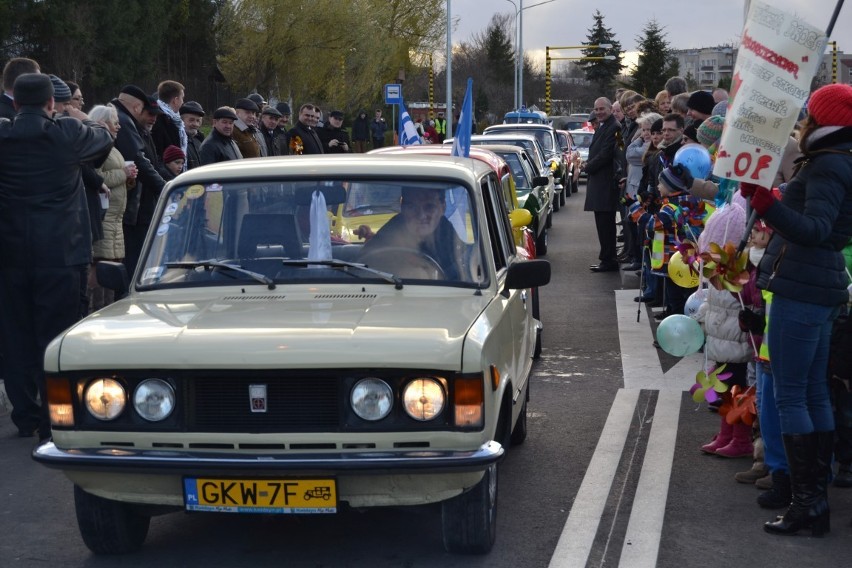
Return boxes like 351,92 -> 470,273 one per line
110,85 -> 167,275
318,110 -> 351,153
200,106 -> 243,165
0,73 -> 113,442
259,105 -> 286,156
232,97 -> 265,158
180,101 -> 206,170
275,102 -> 291,129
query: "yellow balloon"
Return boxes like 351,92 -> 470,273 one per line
668,251 -> 699,288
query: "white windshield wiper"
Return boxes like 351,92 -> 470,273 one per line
165,260 -> 276,290
279,259 -> 403,290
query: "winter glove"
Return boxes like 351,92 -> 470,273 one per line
739,182 -> 762,198
749,185 -> 775,215
738,308 -> 765,334
670,163 -> 695,189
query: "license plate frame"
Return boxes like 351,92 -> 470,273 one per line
183,477 -> 337,514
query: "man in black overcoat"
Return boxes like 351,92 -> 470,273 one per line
583,97 -> 622,272
0,74 -> 113,441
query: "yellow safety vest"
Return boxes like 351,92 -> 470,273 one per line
759,290 -> 772,361
434,117 -> 446,135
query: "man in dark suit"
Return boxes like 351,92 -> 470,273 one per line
0,57 -> 40,120
0,74 -> 113,441
583,97 -> 622,272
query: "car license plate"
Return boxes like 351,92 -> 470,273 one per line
183,477 -> 337,514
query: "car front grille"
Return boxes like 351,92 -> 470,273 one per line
187,376 -> 341,433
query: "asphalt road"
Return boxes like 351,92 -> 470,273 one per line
1,180 -> 850,567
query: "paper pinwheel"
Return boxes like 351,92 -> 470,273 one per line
699,242 -> 750,292
721,385 -> 757,426
690,363 -> 733,404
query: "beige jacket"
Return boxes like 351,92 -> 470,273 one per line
92,147 -> 128,260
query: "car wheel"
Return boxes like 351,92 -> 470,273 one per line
559,184 -> 567,206
441,463 -> 498,554
74,485 -> 150,554
535,226 -> 547,256
531,287 -> 542,359
552,191 -> 560,212
510,384 -> 529,445
572,177 -> 580,194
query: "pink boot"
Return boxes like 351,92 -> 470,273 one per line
715,422 -> 754,458
701,418 -> 733,454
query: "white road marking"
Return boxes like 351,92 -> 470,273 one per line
617,389 -> 681,567
547,388 -> 639,568
549,292 -> 692,567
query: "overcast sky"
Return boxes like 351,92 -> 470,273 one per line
449,0 -> 849,71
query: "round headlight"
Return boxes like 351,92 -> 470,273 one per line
350,378 -> 393,421
402,378 -> 445,421
133,379 -> 176,421
84,378 -> 127,421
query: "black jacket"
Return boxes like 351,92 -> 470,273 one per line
186,131 -> 204,170
757,127 -> 852,307
352,113 -> 369,141
317,124 -> 351,153
0,108 -> 113,267
111,98 -> 165,227
584,114 -> 621,212
199,129 -> 242,165
151,113 -> 181,161
286,122 -> 324,155
261,126 -> 285,156
0,94 -> 15,120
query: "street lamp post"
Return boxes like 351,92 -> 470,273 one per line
544,44 -> 614,114
505,0 -> 555,110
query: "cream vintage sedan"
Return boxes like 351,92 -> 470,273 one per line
33,155 -> 550,555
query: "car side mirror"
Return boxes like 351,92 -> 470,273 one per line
96,261 -> 129,299
532,176 -> 549,187
504,259 -> 550,293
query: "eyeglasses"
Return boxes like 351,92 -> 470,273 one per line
72,96 -> 83,101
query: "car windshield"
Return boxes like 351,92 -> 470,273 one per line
474,139 -> 544,173
571,132 -> 593,148
138,179 -> 486,289
495,152 -> 534,193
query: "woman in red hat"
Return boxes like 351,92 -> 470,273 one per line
741,83 -> 852,537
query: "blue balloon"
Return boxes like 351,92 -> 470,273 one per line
656,314 -> 705,357
674,144 -> 712,180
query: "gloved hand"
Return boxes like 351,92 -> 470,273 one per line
739,182 -> 763,198
670,164 -> 694,189
620,194 -> 636,207
750,185 -> 775,215
738,308 -> 765,334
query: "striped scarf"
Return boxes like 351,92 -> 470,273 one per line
157,99 -> 188,171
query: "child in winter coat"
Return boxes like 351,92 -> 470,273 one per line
693,200 -> 758,458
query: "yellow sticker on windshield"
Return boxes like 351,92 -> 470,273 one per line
186,184 -> 205,200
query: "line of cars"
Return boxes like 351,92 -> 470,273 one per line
33,114 -> 586,556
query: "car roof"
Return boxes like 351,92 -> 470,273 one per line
172,154 -> 494,188
367,144 -> 511,179
484,123 -> 555,133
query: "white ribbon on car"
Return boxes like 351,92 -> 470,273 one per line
308,189 -> 332,261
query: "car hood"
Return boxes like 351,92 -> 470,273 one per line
53,291 -> 490,371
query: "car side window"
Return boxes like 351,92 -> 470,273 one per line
480,174 -> 513,271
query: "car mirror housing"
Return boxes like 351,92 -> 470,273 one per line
532,176 -> 549,187
96,261 -> 129,299
504,259 -> 550,292
508,208 -> 533,229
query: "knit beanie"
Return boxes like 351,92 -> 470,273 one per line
807,83 -> 852,127
163,145 -> 185,164
659,167 -> 687,192
687,90 -> 715,116
698,202 -> 747,253
697,115 -> 725,148
48,75 -> 72,103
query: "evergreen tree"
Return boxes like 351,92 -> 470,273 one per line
483,14 -> 514,86
578,10 -> 624,95
631,19 -> 677,96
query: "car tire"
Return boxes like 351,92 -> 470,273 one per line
441,463 -> 498,554
572,177 -> 580,194
510,384 -> 529,445
74,485 -> 150,554
552,191 -> 560,212
559,185 -> 567,206
535,226 -> 547,256
532,287 -> 542,359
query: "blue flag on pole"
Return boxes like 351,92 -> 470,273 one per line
451,78 -> 473,158
398,98 -> 422,146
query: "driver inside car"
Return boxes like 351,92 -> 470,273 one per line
358,187 -> 468,280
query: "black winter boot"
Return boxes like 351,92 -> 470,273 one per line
764,433 -> 831,537
758,470 -> 791,509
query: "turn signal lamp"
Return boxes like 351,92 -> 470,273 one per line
454,376 -> 484,427
46,377 -> 74,427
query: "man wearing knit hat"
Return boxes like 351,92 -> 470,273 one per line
48,74 -> 73,115
686,90 -> 715,124
0,73 -> 113,441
